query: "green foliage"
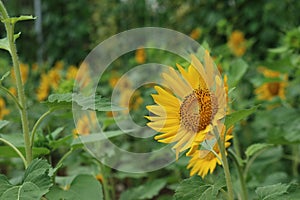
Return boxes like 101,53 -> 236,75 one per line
0,159 -> 52,200
45,174 -> 103,200
119,179 -> 167,200
225,106 -> 258,128
174,175 -> 226,200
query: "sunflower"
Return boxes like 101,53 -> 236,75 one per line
228,30 -> 247,57
36,73 -> 50,101
187,126 -> 233,178
135,47 -> 146,64
255,67 -> 288,100
146,51 -> 226,158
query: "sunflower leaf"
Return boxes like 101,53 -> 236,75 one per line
0,33 -> 21,52
45,174 -> 103,200
255,183 -> 290,200
174,175 -> 226,200
0,159 -> 52,199
119,179 -> 166,200
245,143 -> 274,160
45,93 -> 122,111
228,58 -> 248,87
225,106 -> 258,128
0,120 -> 9,130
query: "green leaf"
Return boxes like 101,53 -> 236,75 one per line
119,179 -> 167,200
73,93 -> 123,111
0,146 -> 50,158
268,46 -> 288,54
45,174 -> 103,200
174,176 -> 226,200
0,71 -> 10,83
45,93 -> 122,111
0,33 -> 21,52
0,159 -> 52,200
228,58 -> 248,87
0,120 -> 9,130
255,183 -> 289,200
245,143 -> 274,159
1,15 -> 36,24
71,130 -> 125,148
225,106 -> 258,128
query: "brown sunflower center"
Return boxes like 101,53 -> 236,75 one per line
179,89 -> 218,133
268,82 -> 280,95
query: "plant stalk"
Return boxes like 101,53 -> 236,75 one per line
0,1 -> 32,165
217,135 -> 234,200
0,138 -> 27,168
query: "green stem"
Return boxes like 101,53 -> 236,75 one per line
96,159 -> 111,200
229,149 -> 248,200
217,134 -> 234,200
0,1 -> 32,165
243,149 -> 266,178
292,145 -> 299,177
0,138 -> 27,168
30,109 -> 52,148
0,85 -> 23,110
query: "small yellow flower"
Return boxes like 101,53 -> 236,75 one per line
189,28 -> 202,40
228,30 -> 246,57
135,47 -> 146,64
36,73 -> 50,101
73,113 -> 97,137
95,174 -> 104,183
108,71 -> 120,88
66,65 -> 78,80
76,62 -> 91,88
255,67 -> 288,100
48,69 -> 61,90
11,63 -> 29,84
187,126 -> 233,178
0,98 -> 10,119
54,61 -> 64,70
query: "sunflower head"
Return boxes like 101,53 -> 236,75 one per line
255,67 -> 288,100
146,50 -> 227,158
187,125 -> 233,178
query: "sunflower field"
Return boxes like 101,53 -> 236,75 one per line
0,0 -> 300,200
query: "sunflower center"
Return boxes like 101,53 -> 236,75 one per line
179,89 -> 218,133
268,82 -> 280,95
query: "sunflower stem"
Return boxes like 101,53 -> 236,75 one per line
0,1 -> 32,166
292,145 -> 299,177
229,149 -> 248,200
217,134 -> 234,200
0,138 -> 27,168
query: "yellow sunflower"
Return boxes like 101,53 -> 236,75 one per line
255,67 -> 288,100
187,126 -> 233,178
228,30 -> 247,57
0,98 -> 10,119
36,73 -> 50,101
135,47 -> 146,64
146,51 -> 227,158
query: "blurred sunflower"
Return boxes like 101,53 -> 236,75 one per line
189,28 -> 202,40
66,65 -> 78,80
228,30 -> 247,57
255,67 -> 288,100
73,113 -> 97,137
36,73 -> 50,101
187,126 -> 233,178
0,98 -> 10,119
48,68 -> 61,90
135,47 -> 146,64
146,51 -> 226,158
